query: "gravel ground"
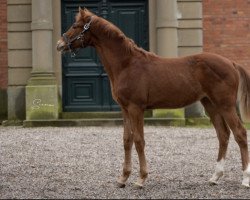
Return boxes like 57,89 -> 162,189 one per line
1,126 -> 250,199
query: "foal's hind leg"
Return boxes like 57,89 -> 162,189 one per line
219,107 -> 250,187
201,98 -> 231,185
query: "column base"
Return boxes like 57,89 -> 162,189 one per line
26,76 -> 60,120
8,86 -> 26,120
153,108 -> 184,118
184,102 -> 209,126
185,102 -> 205,118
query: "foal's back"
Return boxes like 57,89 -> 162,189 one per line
132,52 -> 239,109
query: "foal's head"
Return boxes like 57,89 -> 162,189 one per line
57,7 -> 94,54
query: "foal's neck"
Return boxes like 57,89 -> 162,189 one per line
96,42 -> 128,83
91,21 -> 133,82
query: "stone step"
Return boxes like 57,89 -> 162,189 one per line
60,111 -> 153,119
22,118 -> 189,127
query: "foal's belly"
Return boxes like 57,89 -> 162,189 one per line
148,94 -> 202,109
147,81 -> 204,109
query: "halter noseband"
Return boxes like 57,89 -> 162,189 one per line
62,16 -> 93,58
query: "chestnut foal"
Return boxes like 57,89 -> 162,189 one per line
57,8 -> 250,188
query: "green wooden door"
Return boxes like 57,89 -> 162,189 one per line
61,0 -> 148,111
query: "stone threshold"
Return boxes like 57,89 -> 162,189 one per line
23,118 -> 186,127
1,117 -> 212,127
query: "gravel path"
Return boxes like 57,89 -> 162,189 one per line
1,126 -> 250,199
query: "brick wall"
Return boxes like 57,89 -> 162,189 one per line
203,0 -> 250,71
0,0 -> 7,89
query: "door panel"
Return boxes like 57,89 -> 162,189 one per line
62,0 -> 148,111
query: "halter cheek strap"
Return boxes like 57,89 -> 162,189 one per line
63,16 -> 93,58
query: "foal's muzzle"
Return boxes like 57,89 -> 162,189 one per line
56,40 -> 66,52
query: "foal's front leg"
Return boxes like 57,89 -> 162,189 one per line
129,106 -> 148,188
117,109 -> 134,188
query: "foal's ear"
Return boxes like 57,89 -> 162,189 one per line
79,6 -> 89,17
78,6 -> 82,12
78,7 -> 86,19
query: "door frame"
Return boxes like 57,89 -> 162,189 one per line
52,0 -> 156,112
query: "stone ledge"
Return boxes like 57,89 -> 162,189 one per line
61,111 -> 153,119
22,118 -> 186,127
185,117 -> 211,126
2,120 -> 23,126
2,117 -> 213,128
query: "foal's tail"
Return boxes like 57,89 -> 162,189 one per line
235,63 -> 250,122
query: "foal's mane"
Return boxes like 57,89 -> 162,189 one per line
85,12 -> 155,57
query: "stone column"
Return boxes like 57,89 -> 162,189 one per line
154,0 -> 184,119
177,0 -> 205,120
25,0 -> 59,120
156,0 -> 178,57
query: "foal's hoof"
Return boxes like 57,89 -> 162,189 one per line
117,182 -> 126,188
134,178 -> 145,189
208,179 -> 218,186
242,184 -> 250,188
117,179 -> 126,188
134,182 -> 143,189
242,182 -> 250,188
